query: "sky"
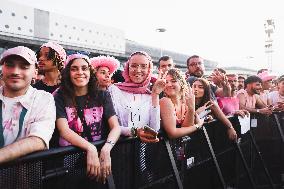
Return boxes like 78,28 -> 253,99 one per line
9,0 -> 284,74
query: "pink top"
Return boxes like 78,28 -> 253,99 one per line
237,89 -> 257,109
217,97 -> 239,115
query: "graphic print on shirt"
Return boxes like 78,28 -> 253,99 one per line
3,105 -> 22,132
65,106 -> 104,141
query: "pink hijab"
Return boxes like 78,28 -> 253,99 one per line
115,51 -> 153,94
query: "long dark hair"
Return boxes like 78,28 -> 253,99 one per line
60,58 -> 98,107
193,78 -> 211,109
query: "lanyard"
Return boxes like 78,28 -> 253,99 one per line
0,101 -> 27,148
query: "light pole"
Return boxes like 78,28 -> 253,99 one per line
264,19 -> 275,73
156,28 -> 166,57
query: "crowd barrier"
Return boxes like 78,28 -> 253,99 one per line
0,114 -> 283,189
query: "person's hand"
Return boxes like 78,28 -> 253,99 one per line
259,107 -> 273,115
86,145 -> 100,179
227,126 -> 237,141
212,71 -> 228,87
137,128 -> 159,143
98,144 -> 112,183
152,70 -> 167,95
234,110 -> 249,118
196,101 -> 213,115
185,84 -> 195,110
195,114 -> 205,128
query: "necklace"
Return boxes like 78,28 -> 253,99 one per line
174,102 -> 186,123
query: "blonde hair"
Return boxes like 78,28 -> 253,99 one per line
166,68 -> 189,101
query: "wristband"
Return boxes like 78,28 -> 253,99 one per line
131,127 -> 138,137
106,140 -> 115,147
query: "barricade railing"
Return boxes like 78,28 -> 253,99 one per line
0,114 -> 283,189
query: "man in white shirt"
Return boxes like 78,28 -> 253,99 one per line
268,75 -> 284,111
0,46 -> 56,164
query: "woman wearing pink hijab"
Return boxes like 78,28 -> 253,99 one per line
108,51 -> 165,143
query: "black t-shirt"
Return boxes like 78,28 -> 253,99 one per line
54,88 -> 116,144
33,80 -> 59,94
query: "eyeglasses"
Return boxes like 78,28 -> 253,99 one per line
129,64 -> 149,71
189,62 -> 203,67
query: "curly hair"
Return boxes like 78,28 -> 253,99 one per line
36,47 -> 65,72
193,78 -> 211,109
165,68 -> 189,102
60,58 -> 98,107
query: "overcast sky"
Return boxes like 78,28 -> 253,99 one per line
10,0 -> 284,74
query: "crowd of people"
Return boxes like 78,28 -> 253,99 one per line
0,42 -> 283,184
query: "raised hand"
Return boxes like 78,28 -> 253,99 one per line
185,84 -> 195,109
196,100 -> 214,115
152,70 -> 167,95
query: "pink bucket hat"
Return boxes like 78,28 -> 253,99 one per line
257,71 -> 276,82
0,46 -> 37,65
65,53 -> 90,67
41,41 -> 67,62
90,56 -> 120,74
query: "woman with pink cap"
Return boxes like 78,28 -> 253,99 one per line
33,41 -> 66,93
108,51 -> 165,143
53,53 -> 121,183
90,56 -> 120,90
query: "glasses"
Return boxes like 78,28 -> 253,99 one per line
129,64 -> 149,71
189,62 -> 203,67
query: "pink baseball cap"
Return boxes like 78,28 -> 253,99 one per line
41,41 -> 67,62
90,56 -> 120,74
0,46 -> 37,65
257,71 -> 276,82
65,53 -> 90,67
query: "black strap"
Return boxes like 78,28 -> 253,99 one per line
0,101 -> 28,148
202,126 -> 227,189
165,139 -> 184,189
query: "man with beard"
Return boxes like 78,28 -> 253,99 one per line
0,46 -> 55,164
237,75 -> 272,115
227,74 -> 239,97
186,55 -> 231,99
238,75 -> 245,91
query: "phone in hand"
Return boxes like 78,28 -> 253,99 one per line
199,109 -> 211,119
143,125 -> 158,137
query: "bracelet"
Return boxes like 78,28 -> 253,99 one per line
131,127 -> 138,137
106,140 -> 115,147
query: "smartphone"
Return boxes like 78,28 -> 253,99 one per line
199,109 -> 211,119
143,125 -> 158,137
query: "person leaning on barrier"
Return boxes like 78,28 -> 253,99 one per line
216,74 -> 249,117
108,51 -> 164,143
0,46 -> 56,164
237,75 -> 272,115
160,68 -> 204,139
54,54 -> 121,183
193,78 -> 237,141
